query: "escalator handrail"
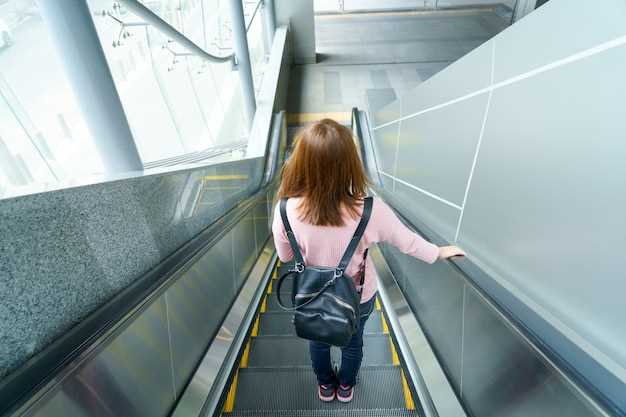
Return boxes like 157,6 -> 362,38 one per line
0,112 -> 286,417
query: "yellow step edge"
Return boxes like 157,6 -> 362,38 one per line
389,338 -> 400,366
223,370 -> 239,412
240,341 -> 251,368
381,314 -> 390,335
286,111 -> 351,125
272,269 -> 277,279
260,296 -> 267,313
267,280 -> 273,294
375,297 -> 382,311
401,370 -> 416,411
251,315 -> 260,337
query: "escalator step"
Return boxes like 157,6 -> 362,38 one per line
233,366 -> 408,411
226,410 -> 418,416
258,312 -> 384,336
248,335 -> 392,367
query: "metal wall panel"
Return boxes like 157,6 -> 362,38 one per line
389,181 -> 461,243
165,234 -> 235,398
253,198 -> 270,256
29,298 -> 174,417
231,212 -> 258,291
398,39 -> 492,116
402,256 -> 465,394
371,123 -> 401,176
461,286 -> 603,417
492,0 -> 626,82
457,45 -> 626,370
395,94 -> 489,206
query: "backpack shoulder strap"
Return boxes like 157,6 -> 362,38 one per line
337,196 -> 374,272
279,198 -> 305,267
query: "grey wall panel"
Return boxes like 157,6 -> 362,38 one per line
165,234 -> 234,399
232,212 -> 258,291
390,181 -> 461,243
457,44 -> 626,370
371,123 -> 400,175
395,94 -> 489,206
30,298 -> 174,417
398,39 -> 492,116
371,99 -> 401,128
402,256 -> 465,394
493,0 -> 626,82
461,286 -> 603,417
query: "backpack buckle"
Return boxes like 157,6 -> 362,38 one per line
294,262 -> 305,273
333,268 -> 344,279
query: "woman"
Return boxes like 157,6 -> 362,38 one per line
272,119 -> 464,403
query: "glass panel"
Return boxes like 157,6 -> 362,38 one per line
87,0 -> 247,163
0,0 -> 99,197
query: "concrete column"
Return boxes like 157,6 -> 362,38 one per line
262,0 -> 276,55
228,0 -> 256,129
37,0 -> 143,174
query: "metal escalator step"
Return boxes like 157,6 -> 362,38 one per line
248,335 -> 392,367
258,312 -> 384,336
226,410 -> 419,417
233,366 -> 407,411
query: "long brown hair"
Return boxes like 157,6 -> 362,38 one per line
277,119 -> 368,226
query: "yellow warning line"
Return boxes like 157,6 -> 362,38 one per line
251,315 -> 260,337
240,341 -> 251,368
375,297 -> 381,311
267,280 -> 273,294
223,371 -> 239,412
389,338 -> 401,366
286,111 -> 351,124
203,174 -> 248,181
401,370 -> 416,410
381,314 -> 390,334
260,296 -> 267,313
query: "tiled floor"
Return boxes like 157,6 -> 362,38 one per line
287,9 -> 510,114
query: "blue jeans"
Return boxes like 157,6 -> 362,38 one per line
309,295 -> 376,387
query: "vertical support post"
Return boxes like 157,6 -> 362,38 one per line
262,0 -> 276,56
37,0 -> 143,174
228,0 -> 256,129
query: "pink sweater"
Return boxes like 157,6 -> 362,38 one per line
271,197 -> 440,303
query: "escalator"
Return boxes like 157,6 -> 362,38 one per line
220,260 -> 418,417
1,111 -> 612,417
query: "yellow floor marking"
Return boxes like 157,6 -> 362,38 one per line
203,174 -> 248,181
375,298 -> 381,311
286,112 -> 351,124
381,314 -> 390,334
389,338 -> 400,366
401,370 -> 416,410
251,316 -> 260,337
223,370 -> 239,412
260,296 -> 267,313
240,341 -> 251,368
267,280 -> 273,294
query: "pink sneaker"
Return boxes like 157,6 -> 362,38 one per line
337,384 -> 354,403
318,384 -> 336,402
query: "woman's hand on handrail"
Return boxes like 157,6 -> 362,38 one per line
438,245 -> 466,260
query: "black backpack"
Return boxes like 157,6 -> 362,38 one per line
275,197 -> 373,347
